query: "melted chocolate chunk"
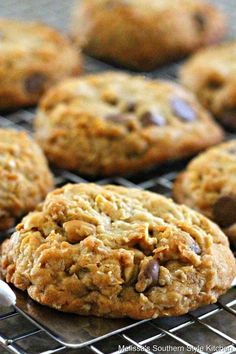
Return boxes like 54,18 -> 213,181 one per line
213,195 -> 236,228
141,111 -> 166,127
207,78 -> 224,90
220,107 -> 236,129
105,96 -> 118,106
24,73 -> 47,95
143,259 -> 159,287
171,98 -> 196,122
194,12 -> 207,32
125,101 -> 136,113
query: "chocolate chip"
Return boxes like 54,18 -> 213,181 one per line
24,73 -> 47,95
105,113 -> 128,123
141,111 -> 166,127
220,107 -> 236,129
194,12 -> 207,32
143,259 -> 159,287
213,195 -> 236,228
105,97 -> 118,106
125,102 -> 136,113
207,78 -> 224,90
171,98 -> 196,122
190,239 -> 201,255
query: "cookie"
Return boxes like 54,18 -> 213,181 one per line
0,19 -> 82,110
1,183 -> 235,319
173,140 -> 236,247
34,72 -> 223,176
71,0 -> 226,71
180,42 -> 236,130
0,129 -> 54,230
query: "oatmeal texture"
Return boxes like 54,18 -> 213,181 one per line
71,0 -> 226,71
180,43 -> 236,129
34,72 -> 223,176
0,129 -> 54,230
0,19 -> 82,109
174,140 -> 236,246
1,183 -> 235,319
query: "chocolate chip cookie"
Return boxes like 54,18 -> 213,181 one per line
34,72 -> 224,176
71,0 -> 226,71
173,140 -> 236,247
1,183 -> 235,319
0,129 -> 54,230
0,19 -> 82,110
180,42 -> 236,130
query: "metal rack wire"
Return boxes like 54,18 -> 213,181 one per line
0,1 -> 236,353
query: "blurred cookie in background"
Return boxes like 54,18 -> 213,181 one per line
34,71 -> 223,176
180,42 -> 236,130
173,140 -> 236,247
0,129 -> 54,231
0,19 -> 82,110
71,0 -> 226,71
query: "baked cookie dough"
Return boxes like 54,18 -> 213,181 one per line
71,0 -> 226,71
0,129 -> 54,230
180,42 -> 236,130
34,72 -> 224,176
173,140 -> 236,247
1,183 -> 235,319
0,19 -> 82,110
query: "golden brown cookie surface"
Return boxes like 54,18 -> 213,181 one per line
173,140 -> 236,246
180,42 -> 236,130
71,0 -> 226,71
0,129 -> 54,230
1,183 -> 235,319
0,19 -> 82,109
34,72 -> 223,176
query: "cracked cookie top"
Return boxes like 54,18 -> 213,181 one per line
1,183 -> 235,319
34,72 -> 223,176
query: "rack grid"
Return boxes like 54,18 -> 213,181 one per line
0,1 -> 236,353
0,98 -> 235,354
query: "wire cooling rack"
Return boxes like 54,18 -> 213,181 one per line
0,1 -> 236,353
0,98 -> 235,354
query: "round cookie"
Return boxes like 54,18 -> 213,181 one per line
34,72 -> 223,176
0,129 -> 54,230
180,42 -> 236,130
173,140 -> 236,247
1,183 -> 235,319
71,0 -> 226,71
0,19 -> 82,110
